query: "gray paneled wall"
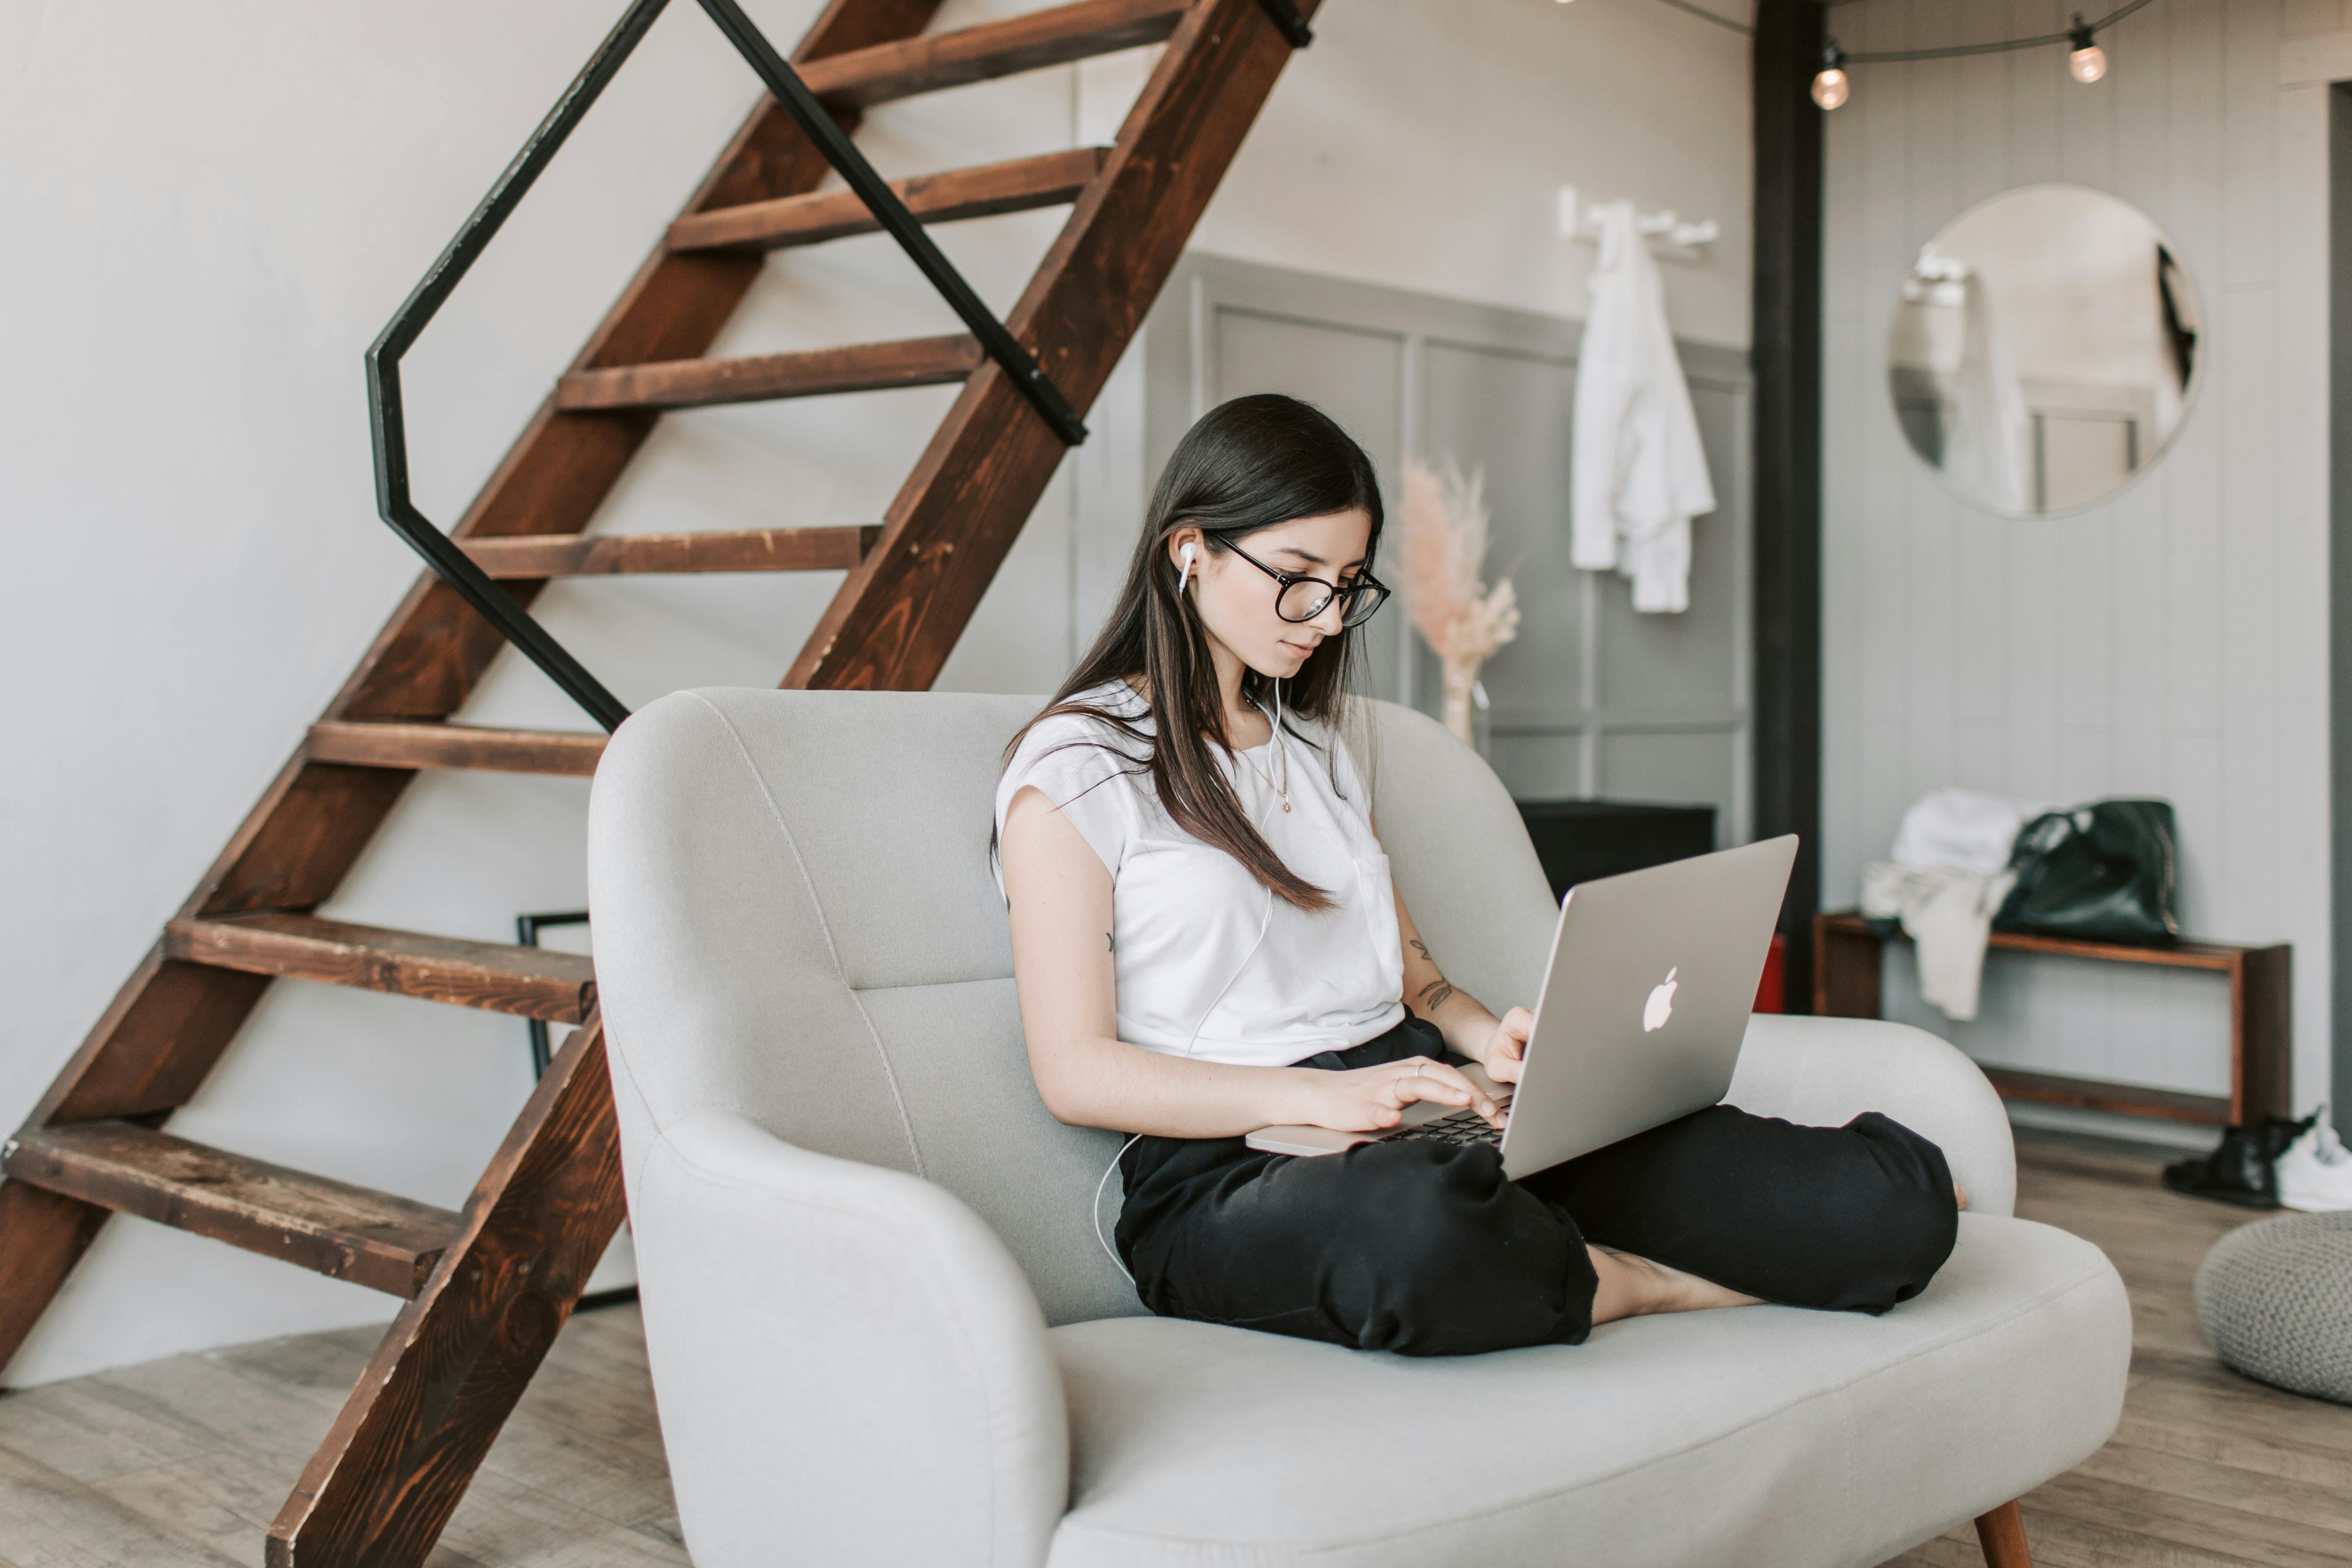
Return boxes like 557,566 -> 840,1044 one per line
1141,254 -> 1753,842
1822,0 -> 2337,1115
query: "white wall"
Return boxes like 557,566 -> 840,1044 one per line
1821,0 -> 2335,1122
0,0 -> 1751,1384
1192,0 -> 1755,349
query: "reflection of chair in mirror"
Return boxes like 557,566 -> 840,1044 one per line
1887,185 -> 2202,517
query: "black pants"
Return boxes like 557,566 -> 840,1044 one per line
1115,1017 -> 1960,1357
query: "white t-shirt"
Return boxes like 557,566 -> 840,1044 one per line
993,680 -> 1406,1069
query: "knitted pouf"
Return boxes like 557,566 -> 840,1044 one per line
2194,1211 -> 2352,1405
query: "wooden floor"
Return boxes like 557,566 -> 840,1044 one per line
0,1132 -> 2344,1567
1884,1133 -> 2352,1568
0,1298 -> 681,1568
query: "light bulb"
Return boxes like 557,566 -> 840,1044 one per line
2067,16 -> 2105,83
1812,43 -> 1850,110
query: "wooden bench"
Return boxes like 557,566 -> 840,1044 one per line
1812,911 -> 2290,1128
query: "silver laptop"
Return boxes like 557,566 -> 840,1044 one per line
1246,834 -> 1798,1180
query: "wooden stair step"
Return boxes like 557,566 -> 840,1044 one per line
0,1 -> 1328,1562
556,333 -> 980,413
164,914 -> 597,1022
800,0 -> 1191,109
668,146 -> 1111,254
308,722 -> 608,778
460,524 -> 880,578
3,1122 -> 463,1297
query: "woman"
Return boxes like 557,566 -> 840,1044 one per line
996,393 -> 1960,1356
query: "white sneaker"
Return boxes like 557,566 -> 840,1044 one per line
2277,1107 -> 2352,1212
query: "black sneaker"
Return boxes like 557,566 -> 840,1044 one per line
2162,1112 -> 2317,1210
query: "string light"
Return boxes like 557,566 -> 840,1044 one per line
2068,14 -> 2108,83
1633,0 -> 2156,110
1811,44 -> 1849,111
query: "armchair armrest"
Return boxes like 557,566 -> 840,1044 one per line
1726,1015 -> 2019,1217
632,1111 -> 1067,1568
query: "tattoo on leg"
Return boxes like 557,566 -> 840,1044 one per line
1416,976 -> 1455,1012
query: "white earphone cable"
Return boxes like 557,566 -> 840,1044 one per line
1091,671 -> 1284,1284
1092,883 -> 1272,1282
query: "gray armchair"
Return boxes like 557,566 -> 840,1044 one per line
587,689 -> 2130,1568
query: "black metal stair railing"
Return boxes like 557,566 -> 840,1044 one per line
366,0 -> 1309,731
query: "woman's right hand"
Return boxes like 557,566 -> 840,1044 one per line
1295,1055 -> 1503,1133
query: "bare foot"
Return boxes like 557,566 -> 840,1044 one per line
1588,1245 -> 1762,1325
1955,1181 -> 1970,1212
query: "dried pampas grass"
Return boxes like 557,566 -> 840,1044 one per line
1401,457 -> 1519,745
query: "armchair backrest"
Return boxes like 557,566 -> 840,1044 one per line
588,689 -> 1556,1325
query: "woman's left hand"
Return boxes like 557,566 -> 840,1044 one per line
1478,1006 -> 1534,1084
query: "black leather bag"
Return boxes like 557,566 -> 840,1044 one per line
1994,799 -> 2180,944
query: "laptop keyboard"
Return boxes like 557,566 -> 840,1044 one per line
1381,1100 -> 1509,1150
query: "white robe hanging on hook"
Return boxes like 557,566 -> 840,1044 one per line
1569,200 -> 1718,614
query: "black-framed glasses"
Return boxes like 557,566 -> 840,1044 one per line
1222,539 -> 1391,628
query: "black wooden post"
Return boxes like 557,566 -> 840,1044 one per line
1751,0 -> 1825,1008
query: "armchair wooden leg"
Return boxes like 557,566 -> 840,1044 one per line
1973,1499 -> 2032,1568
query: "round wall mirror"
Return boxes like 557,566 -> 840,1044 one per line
1887,185 -> 2203,517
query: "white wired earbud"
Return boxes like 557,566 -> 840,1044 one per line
1176,539 -> 1198,595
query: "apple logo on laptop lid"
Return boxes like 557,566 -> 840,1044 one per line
1642,968 -> 1678,1033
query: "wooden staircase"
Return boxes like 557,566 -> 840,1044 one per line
0,0 -> 1319,1562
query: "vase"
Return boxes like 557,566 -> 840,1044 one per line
1441,659 -> 1479,746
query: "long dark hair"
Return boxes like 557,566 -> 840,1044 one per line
1005,393 -> 1385,911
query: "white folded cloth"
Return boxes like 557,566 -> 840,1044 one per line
1858,787 -> 2043,1024
1890,787 -> 2037,877
1861,861 -> 2018,1024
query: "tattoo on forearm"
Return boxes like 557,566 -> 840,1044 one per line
1416,976 -> 1456,1012
1408,938 -> 1431,960
1106,931 -> 1116,953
